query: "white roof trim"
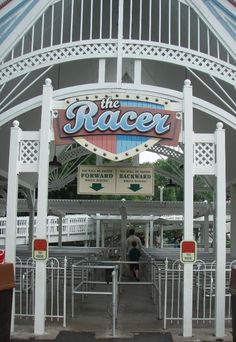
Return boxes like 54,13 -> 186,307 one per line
0,83 -> 235,130
0,168 -> 35,190
0,0 -> 20,18
1,0 -> 54,61
186,0 -> 236,61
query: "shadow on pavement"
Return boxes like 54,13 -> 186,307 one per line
11,331 -> 173,342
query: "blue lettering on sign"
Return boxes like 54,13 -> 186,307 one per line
63,100 -> 170,135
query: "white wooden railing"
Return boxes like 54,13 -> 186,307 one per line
0,215 -> 95,245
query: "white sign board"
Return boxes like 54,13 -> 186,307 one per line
77,166 -> 116,194
77,166 -> 154,196
116,167 -> 154,195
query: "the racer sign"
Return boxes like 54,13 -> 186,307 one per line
54,94 -> 181,161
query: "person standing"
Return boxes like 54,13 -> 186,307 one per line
126,228 -> 142,253
174,236 -> 181,248
128,240 -> 141,281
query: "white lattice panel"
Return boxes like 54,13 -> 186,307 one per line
19,140 -> 39,172
59,146 -> 90,164
149,144 -> 183,162
122,43 -> 236,84
194,142 -> 215,175
1,42 -> 235,86
0,42 -> 117,85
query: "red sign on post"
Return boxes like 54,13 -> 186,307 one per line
180,240 -> 197,263
32,239 -> 48,261
0,250 -> 5,264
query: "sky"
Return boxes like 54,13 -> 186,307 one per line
139,151 -> 160,164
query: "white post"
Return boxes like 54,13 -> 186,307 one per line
101,223 -> 105,247
183,79 -> 194,337
159,186 -> 164,202
96,214 -> 100,247
159,187 -> 164,248
214,122 -> 226,338
26,189 -> 36,251
145,223 -> 149,248
203,214 -> 210,253
58,215 -> 63,248
5,121 -> 21,264
160,226 -> 164,248
149,216 -> 154,248
5,120 -> 21,333
84,216 -> 88,247
34,79 -> 53,336
230,185 -> 236,258
117,0 -> 124,86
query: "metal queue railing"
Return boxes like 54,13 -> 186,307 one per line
72,262 -> 119,337
14,251 -> 105,329
71,255 -> 162,337
143,249 -> 236,329
15,256 -> 67,327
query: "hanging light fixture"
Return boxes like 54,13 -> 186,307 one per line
165,179 -> 177,188
49,155 -> 62,168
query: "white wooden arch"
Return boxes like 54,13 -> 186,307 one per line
1,41 -> 235,87
4,79 -> 226,339
1,83 -> 236,129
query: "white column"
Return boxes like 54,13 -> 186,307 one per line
98,59 -> 106,84
101,223 -> 105,247
203,215 -> 210,253
134,60 -> 141,85
26,189 -> 36,251
96,214 -> 100,247
149,216 -> 154,248
183,79 -> 194,337
5,120 -> 21,333
231,185 -> 236,258
145,223 -> 149,248
5,121 -> 21,264
58,215 -> 63,248
160,226 -> 164,248
84,216 -> 88,247
159,187 -> 164,248
120,201 -> 127,259
117,0 -> 124,86
34,79 -> 53,336
215,122 -> 226,338
159,186 -> 164,202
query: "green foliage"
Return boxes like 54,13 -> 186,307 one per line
164,229 -> 183,244
48,154 -> 213,202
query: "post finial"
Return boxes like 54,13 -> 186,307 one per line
216,122 -> 223,129
13,120 -> 19,127
184,79 -> 191,86
45,78 -> 52,86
